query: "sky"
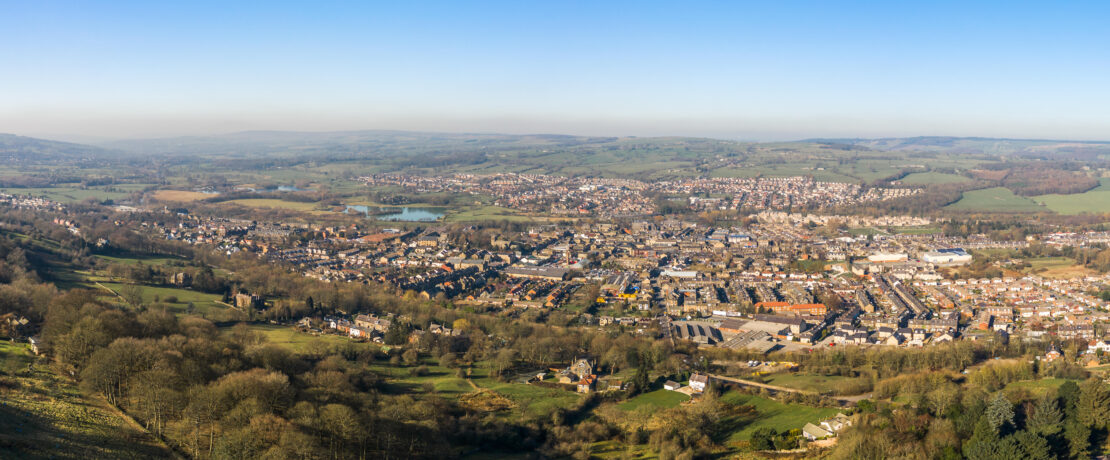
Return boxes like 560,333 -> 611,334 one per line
1,0 -> 1109,141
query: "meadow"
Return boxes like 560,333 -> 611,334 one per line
221,198 -> 326,212
226,323 -> 371,352
150,189 -> 213,202
618,389 -> 690,411
446,205 -> 537,222
1021,257 -> 1094,279
720,392 -> 840,442
0,340 -> 33,374
228,323 -> 583,420
761,373 -> 864,394
0,186 -> 133,203
893,225 -> 942,235
945,187 -> 1044,213
1003,377 -> 1074,397
95,253 -> 187,266
1033,178 -> 1110,215
98,282 -> 229,316
899,171 -> 970,185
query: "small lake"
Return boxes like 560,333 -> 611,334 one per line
238,185 -> 311,192
344,205 -> 446,222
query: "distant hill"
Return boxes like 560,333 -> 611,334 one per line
805,136 -> 1110,158
10,129 -> 1110,182
97,130 -> 622,158
0,133 -> 122,163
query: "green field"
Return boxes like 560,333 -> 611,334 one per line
95,253 -> 187,266
1019,257 -> 1092,279
762,373 -> 860,393
899,171 -> 970,185
1033,178 -> 1110,215
447,205 -> 538,222
720,392 -> 840,441
467,366 -> 584,418
0,186 -> 133,203
893,225 -> 941,235
227,323 -> 370,352
848,227 -> 886,236
0,341 -> 34,375
98,282 -> 228,316
1004,378 -> 1074,396
1025,257 -> 1074,270
363,358 -> 476,397
946,187 -> 1044,213
618,389 -> 690,411
222,198 -> 325,212
709,162 -> 864,183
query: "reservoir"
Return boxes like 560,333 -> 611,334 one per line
345,205 -> 445,222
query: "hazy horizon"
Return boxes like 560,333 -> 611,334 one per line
4,1 -> 1109,141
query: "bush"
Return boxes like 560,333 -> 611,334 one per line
750,427 -> 777,450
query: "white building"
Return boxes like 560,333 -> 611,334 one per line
922,248 -> 973,265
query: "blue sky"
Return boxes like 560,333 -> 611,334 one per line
1,1 -> 1108,140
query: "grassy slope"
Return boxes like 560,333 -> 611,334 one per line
228,323 -> 369,352
98,282 -> 227,316
0,187 -> 133,203
761,373 -> 859,393
618,389 -> 690,411
946,187 -> 1044,213
95,254 -> 186,266
899,171 -> 970,185
240,323 -> 584,420
1033,178 -> 1110,215
1004,378 -> 1074,397
1020,257 -> 1094,279
221,198 -> 325,212
0,342 -> 173,459
720,392 -> 840,442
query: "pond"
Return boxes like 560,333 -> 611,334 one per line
237,185 -> 311,192
344,205 -> 446,222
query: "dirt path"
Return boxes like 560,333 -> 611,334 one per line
708,373 -> 869,405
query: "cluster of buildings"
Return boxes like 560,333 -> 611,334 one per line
359,173 -> 919,216
0,193 -> 64,210
102,194 -> 1110,359
673,176 -> 918,211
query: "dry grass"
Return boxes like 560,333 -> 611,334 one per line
221,199 -> 324,212
1038,265 -> 1095,279
458,389 -> 515,412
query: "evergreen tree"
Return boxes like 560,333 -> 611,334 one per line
1027,392 -> 1063,436
1059,380 -> 1080,419
631,363 -> 650,396
963,418 -> 1002,459
1077,377 -> 1110,428
985,393 -> 1015,435
1065,421 -> 1090,459
1011,431 -> 1052,460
